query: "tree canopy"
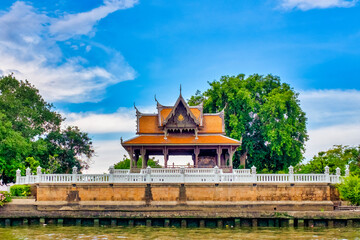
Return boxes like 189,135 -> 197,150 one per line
188,74 -> 308,172
114,155 -> 161,169
0,75 -> 94,182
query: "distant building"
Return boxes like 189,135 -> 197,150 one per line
121,91 -> 241,169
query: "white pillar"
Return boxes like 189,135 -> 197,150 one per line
16,169 -> 21,184
36,166 -> 42,183
146,166 -> 152,183
25,167 -> 31,184
324,166 -> 330,183
251,165 -> 257,183
345,165 -> 350,177
72,166 -> 78,183
288,165 -> 294,183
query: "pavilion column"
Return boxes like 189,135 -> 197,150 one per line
194,146 -> 200,168
129,148 -> 134,169
229,148 -> 235,168
216,147 -> 221,167
141,148 -> 146,169
134,151 -> 139,168
163,147 -> 168,168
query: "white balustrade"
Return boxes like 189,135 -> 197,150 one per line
233,169 -> 251,174
113,169 -> 130,174
14,166 -> 346,184
257,174 -> 289,183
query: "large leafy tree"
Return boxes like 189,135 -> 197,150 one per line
188,74 -> 308,172
296,145 -> 360,175
0,75 -> 94,182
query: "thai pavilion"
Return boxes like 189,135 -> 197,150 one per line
121,91 -> 241,171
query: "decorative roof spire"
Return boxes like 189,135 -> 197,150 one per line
134,102 -> 140,116
180,84 -> 182,96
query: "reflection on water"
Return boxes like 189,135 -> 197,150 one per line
0,226 -> 359,240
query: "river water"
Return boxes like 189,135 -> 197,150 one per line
0,226 -> 359,240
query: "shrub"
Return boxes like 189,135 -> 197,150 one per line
10,185 -> 31,197
337,175 -> 360,206
0,191 -> 11,206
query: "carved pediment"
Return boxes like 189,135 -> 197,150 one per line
165,101 -> 197,129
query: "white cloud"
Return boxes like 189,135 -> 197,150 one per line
50,0 -> 138,41
305,123 -> 360,159
0,1 -> 137,103
85,140 -> 128,174
299,89 -> 360,160
279,0 -> 358,10
63,108 -> 136,134
299,89 -> 360,129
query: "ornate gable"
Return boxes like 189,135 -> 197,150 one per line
163,94 -> 200,128
164,100 -> 197,129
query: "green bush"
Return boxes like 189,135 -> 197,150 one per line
0,191 -> 11,206
10,185 -> 31,197
337,175 -> 360,206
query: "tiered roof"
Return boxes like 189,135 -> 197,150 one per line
122,93 -> 241,146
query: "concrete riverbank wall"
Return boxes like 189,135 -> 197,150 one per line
35,182 -> 340,204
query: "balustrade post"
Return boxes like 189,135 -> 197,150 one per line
288,165 -> 294,183
181,166 -> 185,183
336,167 -> 341,183
324,166 -> 330,183
345,165 -> 350,177
251,165 -> 257,183
109,165 -> 114,183
147,166 -> 152,183
25,167 -> 31,184
72,166 -> 78,183
36,166 -> 42,183
16,169 -> 21,184
213,166 -> 220,183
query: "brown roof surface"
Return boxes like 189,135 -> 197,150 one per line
123,135 -> 240,145
138,116 -> 163,134
199,115 -> 224,133
159,108 -> 172,125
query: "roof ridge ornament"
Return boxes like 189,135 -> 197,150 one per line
134,102 -> 141,116
180,84 -> 182,96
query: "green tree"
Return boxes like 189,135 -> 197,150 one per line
188,74 -> 308,172
0,75 -> 94,182
114,155 -> 161,169
0,75 -> 62,138
337,175 -> 360,205
296,145 -> 360,175
0,113 -> 30,182
45,126 -> 94,173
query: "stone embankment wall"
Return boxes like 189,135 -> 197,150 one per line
36,183 -> 339,203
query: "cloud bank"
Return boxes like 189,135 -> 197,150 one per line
0,0 -> 137,102
299,89 -> 360,159
279,0 -> 358,10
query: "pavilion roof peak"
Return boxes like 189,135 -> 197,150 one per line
161,93 -> 200,126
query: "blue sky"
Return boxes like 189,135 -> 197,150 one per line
0,0 -> 360,173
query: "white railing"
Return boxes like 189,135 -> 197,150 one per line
113,169 -> 130,174
257,174 -> 289,182
15,165 -> 348,185
233,169 -> 251,174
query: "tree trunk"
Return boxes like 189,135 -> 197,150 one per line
240,150 -> 248,169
